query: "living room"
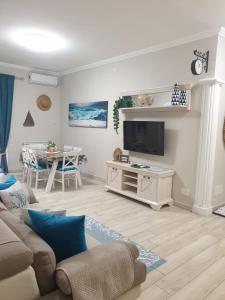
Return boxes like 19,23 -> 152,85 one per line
1,1 -> 225,300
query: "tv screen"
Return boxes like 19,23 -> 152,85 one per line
123,121 -> 164,156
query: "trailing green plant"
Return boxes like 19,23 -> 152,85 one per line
48,140 -> 56,148
113,96 -> 133,134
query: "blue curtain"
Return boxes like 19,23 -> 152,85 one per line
0,74 -> 15,174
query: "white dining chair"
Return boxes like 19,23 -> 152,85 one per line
28,149 -> 49,189
54,149 -> 82,192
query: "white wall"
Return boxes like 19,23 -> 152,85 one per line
0,66 -> 61,171
61,36 -> 218,209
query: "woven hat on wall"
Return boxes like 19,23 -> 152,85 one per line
36,95 -> 52,111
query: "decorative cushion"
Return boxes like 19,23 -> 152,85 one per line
21,207 -> 66,226
0,175 -> 16,190
0,181 -> 30,210
26,184 -> 38,204
28,210 -> 87,262
36,164 -> 47,170
56,162 -> 78,172
57,166 -> 78,172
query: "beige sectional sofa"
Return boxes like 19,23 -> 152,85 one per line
0,190 -> 146,300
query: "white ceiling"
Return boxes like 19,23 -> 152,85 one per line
0,0 -> 225,73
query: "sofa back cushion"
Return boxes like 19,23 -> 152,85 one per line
0,210 -> 56,295
0,218 -> 33,280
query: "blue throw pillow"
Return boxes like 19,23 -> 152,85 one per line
28,210 -> 87,262
0,176 -> 16,190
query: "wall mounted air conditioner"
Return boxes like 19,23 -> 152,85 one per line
28,72 -> 58,87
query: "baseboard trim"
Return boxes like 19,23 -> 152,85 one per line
81,172 -> 105,183
192,205 -> 213,216
174,200 -> 192,211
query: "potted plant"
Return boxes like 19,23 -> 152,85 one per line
47,140 -> 57,152
113,96 -> 133,134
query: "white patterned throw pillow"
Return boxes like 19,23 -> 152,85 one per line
0,181 -> 29,210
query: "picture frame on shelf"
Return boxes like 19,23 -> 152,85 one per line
119,155 -> 129,163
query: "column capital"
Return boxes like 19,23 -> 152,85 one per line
195,78 -> 225,86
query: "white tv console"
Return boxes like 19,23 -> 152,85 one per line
105,161 -> 174,211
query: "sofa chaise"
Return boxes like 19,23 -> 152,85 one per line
0,186 -> 146,300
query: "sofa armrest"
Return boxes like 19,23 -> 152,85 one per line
56,241 -> 146,296
0,219 -> 33,280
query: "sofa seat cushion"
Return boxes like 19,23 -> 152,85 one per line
0,218 -> 33,280
0,267 -> 40,300
39,290 -> 72,300
0,210 -> 56,296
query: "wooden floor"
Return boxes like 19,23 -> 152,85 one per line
35,177 -> 225,300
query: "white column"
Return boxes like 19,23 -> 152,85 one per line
193,79 -> 224,216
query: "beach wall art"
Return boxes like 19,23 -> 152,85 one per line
69,101 -> 108,128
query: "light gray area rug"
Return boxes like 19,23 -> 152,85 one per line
85,216 -> 166,272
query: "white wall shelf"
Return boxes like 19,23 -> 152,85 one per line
121,83 -> 192,97
121,104 -> 190,113
121,83 -> 192,112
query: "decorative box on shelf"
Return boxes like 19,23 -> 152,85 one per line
105,161 -> 175,211
120,83 -> 192,113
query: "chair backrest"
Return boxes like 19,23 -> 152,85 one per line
64,145 -> 73,151
21,147 -> 31,166
23,142 -> 47,150
64,145 -> 82,153
62,149 -> 81,170
28,149 -> 39,169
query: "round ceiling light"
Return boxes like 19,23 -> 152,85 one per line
10,29 -> 67,53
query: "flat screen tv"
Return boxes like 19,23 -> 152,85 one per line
123,121 -> 165,156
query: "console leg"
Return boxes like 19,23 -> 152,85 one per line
150,204 -> 161,211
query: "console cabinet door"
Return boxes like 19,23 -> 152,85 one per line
107,167 -> 122,189
137,174 -> 157,202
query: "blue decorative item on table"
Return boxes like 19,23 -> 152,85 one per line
28,210 -> 87,262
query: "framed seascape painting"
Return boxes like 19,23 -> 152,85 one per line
69,101 -> 108,128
